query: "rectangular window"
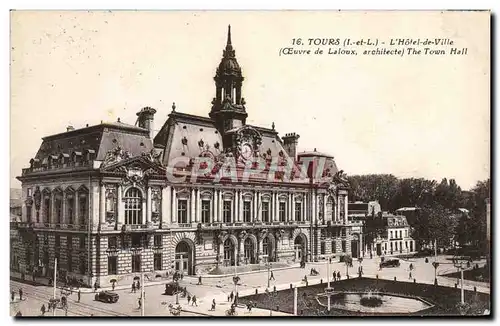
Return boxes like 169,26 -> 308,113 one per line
26,207 -> 32,222
243,201 -> 251,223
67,255 -> 73,272
341,240 -> 346,253
320,242 -> 326,255
108,236 -> 117,249
79,195 -> 88,225
79,236 -> 85,249
399,230 -> 402,239
262,201 -> 270,223
67,235 -> 72,249
295,202 -> 302,221
132,254 -> 141,273
154,253 -> 162,271
108,256 -> 117,275
405,230 -> 408,238
66,197 -> 74,225
201,200 -> 211,224
389,231 -> 393,239
341,228 -> 346,237
177,199 -> 188,223
154,235 -> 162,247
332,241 -> 337,253
131,234 -> 142,248
55,198 -> 62,224
279,202 -> 286,222
55,235 -> 60,247
79,260 -> 86,274
223,200 -> 232,223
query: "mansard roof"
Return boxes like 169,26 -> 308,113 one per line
34,121 -> 153,162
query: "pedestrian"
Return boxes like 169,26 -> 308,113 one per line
132,282 -> 136,293
138,298 -> 142,309
192,295 -> 197,306
41,304 -> 46,316
77,289 -> 81,302
247,301 -> 253,312
337,271 -> 341,280
270,271 -> 275,281
187,294 -> 191,304
230,291 -> 234,302
198,275 -> 202,285
112,282 -> 115,291
136,280 -> 141,290
227,294 -> 231,302
409,272 -> 412,279
94,281 -> 98,292
212,298 -> 216,310
11,290 -> 15,302
19,288 -> 23,301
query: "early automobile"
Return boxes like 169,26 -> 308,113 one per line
94,291 -> 119,303
164,282 -> 184,295
380,259 -> 400,268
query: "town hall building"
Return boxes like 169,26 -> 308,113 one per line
12,26 -> 355,287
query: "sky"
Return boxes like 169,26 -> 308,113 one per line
10,10 -> 490,190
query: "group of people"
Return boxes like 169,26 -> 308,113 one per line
332,271 -> 342,281
11,288 -> 23,302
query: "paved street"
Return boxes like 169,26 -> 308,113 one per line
10,254 -> 489,317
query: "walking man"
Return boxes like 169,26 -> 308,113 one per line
138,298 -> 142,309
198,275 -> 202,285
11,290 -> 15,302
40,304 -> 46,316
409,271 -> 412,280
187,294 -> 191,305
77,289 -> 81,303
94,281 -> 98,293
211,298 -> 216,311
112,282 -> 115,291
230,291 -> 234,302
132,282 -> 136,293
19,288 -> 23,301
269,271 -> 275,281
192,295 -> 198,306
337,271 -> 341,280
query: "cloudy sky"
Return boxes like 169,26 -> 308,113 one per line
10,11 -> 490,190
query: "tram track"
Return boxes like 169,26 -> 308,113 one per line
11,281 -> 130,317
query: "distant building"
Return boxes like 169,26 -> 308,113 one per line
369,213 -> 415,256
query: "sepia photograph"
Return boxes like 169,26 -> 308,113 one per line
9,10 -> 490,317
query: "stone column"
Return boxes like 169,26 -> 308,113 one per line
50,193 -> 55,225
218,190 -> 223,222
99,183 -> 105,226
146,186 -> 152,224
257,191 -> 261,221
238,190 -> 243,222
302,194 -> 307,222
141,193 -> 147,225
62,191 -> 67,225
253,191 -> 257,222
312,191 -> 316,224
74,192 -> 80,226
291,194 -> 295,222
196,188 -> 201,223
190,188 -> 195,224
172,188 -> 177,223
323,194 -> 327,221
273,192 -> 278,222
161,186 -> 169,226
214,190 -> 218,223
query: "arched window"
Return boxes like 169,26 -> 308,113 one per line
326,197 -> 334,221
263,237 -> 269,256
124,188 -> 143,225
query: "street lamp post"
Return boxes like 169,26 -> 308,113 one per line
267,262 -> 272,288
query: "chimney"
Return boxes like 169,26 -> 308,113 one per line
66,125 -> 75,132
282,132 -> 300,160
136,107 -> 157,139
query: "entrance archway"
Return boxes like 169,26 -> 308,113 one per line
263,236 -> 276,262
223,238 -> 236,266
244,237 -> 256,264
294,235 -> 307,262
175,240 -> 194,275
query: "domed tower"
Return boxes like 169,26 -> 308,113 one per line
209,25 -> 248,135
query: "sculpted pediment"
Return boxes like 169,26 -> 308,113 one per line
100,152 -> 166,177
